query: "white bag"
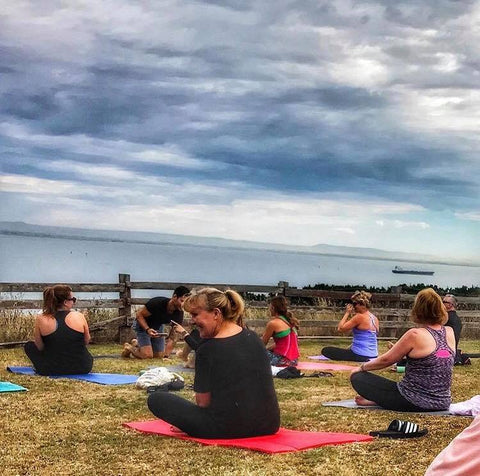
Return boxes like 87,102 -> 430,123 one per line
136,366 -> 184,389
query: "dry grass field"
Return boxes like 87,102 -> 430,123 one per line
1,338 -> 479,476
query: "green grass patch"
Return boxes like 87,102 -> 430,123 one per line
0,339 -> 479,475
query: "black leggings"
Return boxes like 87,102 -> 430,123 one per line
148,392 -> 229,438
350,371 -> 429,412
24,341 -> 93,376
321,346 -> 372,362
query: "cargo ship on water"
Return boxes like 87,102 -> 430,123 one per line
392,266 -> 434,276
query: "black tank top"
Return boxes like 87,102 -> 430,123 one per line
41,310 -> 93,374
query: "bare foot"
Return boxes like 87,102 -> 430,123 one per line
354,395 -> 378,406
121,343 -> 132,358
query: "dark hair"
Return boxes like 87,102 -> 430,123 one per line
269,296 -> 299,329
412,288 -> 448,325
43,285 -> 72,316
183,287 -> 245,326
173,286 -> 190,298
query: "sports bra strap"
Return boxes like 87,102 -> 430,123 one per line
274,328 -> 291,338
275,315 -> 298,336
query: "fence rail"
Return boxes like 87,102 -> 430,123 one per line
1,274 -> 479,346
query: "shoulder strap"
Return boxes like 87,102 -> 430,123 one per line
277,315 -> 298,335
273,328 -> 291,338
368,312 -> 379,333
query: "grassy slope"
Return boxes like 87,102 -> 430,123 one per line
1,339 -> 479,476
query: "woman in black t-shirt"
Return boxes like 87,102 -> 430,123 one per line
147,287 -> 280,438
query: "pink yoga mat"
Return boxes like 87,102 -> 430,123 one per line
124,419 -> 373,453
296,361 -> 358,371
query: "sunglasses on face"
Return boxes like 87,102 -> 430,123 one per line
66,297 -> 77,303
443,301 -> 452,304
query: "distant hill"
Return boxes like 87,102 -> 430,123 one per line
0,221 -> 475,266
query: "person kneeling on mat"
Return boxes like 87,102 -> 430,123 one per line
147,287 -> 280,438
350,288 -> 455,412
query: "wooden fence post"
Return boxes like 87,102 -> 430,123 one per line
118,273 -> 131,326
278,281 -> 289,296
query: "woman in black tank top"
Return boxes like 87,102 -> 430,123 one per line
24,285 -> 93,375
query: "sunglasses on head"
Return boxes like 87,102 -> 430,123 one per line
66,297 -> 77,303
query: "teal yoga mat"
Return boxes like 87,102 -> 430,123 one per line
0,381 -> 27,392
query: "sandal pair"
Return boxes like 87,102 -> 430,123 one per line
370,419 -> 428,438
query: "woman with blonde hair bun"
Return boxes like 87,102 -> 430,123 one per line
24,285 -> 93,375
148,287 -> 280,438
321,290 -> 379,362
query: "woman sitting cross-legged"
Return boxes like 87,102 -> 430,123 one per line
321,290 -> 379,362
24,284 -> 93,375
262,296 -> 299,367
350,288 -> 455,412
147,287 -> 280,438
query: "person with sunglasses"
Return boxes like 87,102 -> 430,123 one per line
321,290 -> 379,362
24,284 -> 93,375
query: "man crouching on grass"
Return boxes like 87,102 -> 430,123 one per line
123,286 -> 190,359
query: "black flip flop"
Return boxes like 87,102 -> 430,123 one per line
369,419 -> 428,439
306,371 -> 334,378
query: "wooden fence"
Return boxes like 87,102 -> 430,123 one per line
1,274 -> 479,346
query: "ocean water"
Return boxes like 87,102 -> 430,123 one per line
0,235 -> 478,297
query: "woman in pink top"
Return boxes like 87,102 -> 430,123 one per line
262,296 -> 300,366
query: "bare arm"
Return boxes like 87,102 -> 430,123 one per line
83,315 -> 91,344
136,306 -> 151,330
195,392 -> 211,408
33,317 -> 44,351
262,320 -> 277,345
338,305 -> 361,333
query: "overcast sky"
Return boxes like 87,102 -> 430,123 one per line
1,0 -> 479,261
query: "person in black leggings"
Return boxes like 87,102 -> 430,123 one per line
147,287 -> 280,438
321,291 -> 379,362
24,284 -> 93,375
350,288 -> 455,412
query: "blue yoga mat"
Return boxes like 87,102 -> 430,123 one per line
0,381 -> 27,392
7,366 -> 137,385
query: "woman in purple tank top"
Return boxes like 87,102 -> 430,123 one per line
350,288 -> 455,412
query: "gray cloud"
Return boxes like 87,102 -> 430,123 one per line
0,0 -> 479,219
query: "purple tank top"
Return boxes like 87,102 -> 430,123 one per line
398,327 -> 454,410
